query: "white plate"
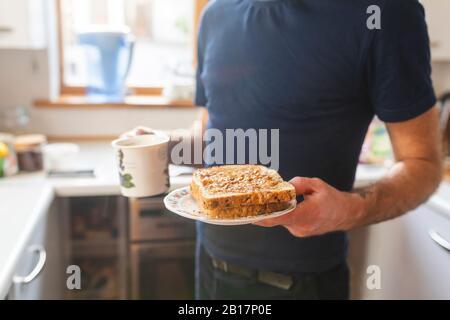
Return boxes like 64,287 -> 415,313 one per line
164,186 -> 297,226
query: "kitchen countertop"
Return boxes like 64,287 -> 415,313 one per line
0,141 -> 449,299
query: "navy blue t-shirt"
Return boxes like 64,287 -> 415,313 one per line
195,0 -> 436,273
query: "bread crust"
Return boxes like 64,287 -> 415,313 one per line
190,165 -> 296,218
198,201 -> 291,219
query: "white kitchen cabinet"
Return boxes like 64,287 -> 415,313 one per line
421,0 -> 450,61
0,0 -> 47,49
349,204 -> 450,299
7,201 -> 64,300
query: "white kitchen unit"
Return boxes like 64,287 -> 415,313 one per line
421,0 -> 450,61
7,201 -> 64,300
0,0 -> 47,49
0,142 -> 194,300
349,203 -> 450,300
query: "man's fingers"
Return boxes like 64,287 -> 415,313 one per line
134,126 -> 154,135
253,201 -> 311,227
119,126 -> 154,139
253,177 -> 324,228
254,209 -> 296,227
289,177 -> 323,195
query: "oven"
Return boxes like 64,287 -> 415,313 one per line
128,195 -> 196,299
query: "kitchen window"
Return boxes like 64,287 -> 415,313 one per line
49,0 -> 207,106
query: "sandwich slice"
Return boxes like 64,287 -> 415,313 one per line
190,165 -> 296,219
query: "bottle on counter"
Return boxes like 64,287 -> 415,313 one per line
14,134 -> 47,172
0,133 -> 18,178
359,118 -> 393,166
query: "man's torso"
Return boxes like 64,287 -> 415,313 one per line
196,0 -> 380,273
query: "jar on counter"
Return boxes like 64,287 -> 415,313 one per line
14,134 -> 47,172
0,133 -> 18,177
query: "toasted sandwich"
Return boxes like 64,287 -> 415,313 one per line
190,165 -> 296,219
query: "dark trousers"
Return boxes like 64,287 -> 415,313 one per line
195,243 -> 349,300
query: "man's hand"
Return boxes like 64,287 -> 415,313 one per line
118,108 -> 208,167
120,126 -> 154,139
255,177 -> 364,237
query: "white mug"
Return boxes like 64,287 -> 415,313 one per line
111,132 -> 170,197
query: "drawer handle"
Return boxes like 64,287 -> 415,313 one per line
13,245 -> 47,284
429,229 -> 450,251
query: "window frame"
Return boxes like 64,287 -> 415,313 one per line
55,0 -> 208,97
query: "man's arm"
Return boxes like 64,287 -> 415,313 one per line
256,107 -> 443,237
353,106 -> 442,226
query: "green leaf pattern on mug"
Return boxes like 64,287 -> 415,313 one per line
120,172 -> 135,189
117,149 -> 135,188
118,150 -> 125,171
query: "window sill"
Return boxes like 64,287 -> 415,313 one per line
34,95 -> 195,109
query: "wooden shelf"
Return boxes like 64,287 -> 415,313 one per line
34,95 -> 194,109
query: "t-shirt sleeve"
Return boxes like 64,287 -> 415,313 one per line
367,0 -> 436,123
194,12 -> 207,107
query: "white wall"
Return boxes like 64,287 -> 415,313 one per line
0,49 -> 49,107
432,62 -> 450,97
28,107 -> 200,136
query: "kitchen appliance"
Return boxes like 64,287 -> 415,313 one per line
78,27 -> 134,102
128,195 -> 196,299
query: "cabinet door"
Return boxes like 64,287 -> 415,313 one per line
350,205 -> 450,300
38,201 -> 64,299
0,0 -> 46,49
421,0 -> 450,61
0,0 -> 28,48
9,211 -> 47,299
9,201 -> 63,300
61,196 -> 128,300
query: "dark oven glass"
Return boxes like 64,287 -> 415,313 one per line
130,240 -> 195,299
